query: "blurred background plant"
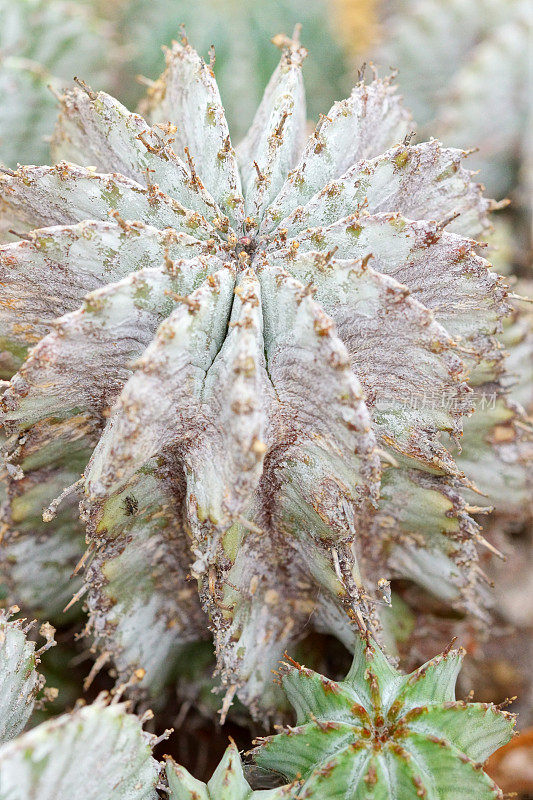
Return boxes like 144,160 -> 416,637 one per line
369,0 -> 532,289
0,0 -> 114,166
372,0 -> 531,199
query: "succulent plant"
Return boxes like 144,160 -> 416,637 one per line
0,28 -> 523,721
166,740 -> 295,799
254,633 -> 515,799
0,606 -> 162,799
0,0 -> 111,168
373,0 -> 531,200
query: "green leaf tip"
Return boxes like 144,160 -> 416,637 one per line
166,740 -> 297,799
254,635 -> 515,799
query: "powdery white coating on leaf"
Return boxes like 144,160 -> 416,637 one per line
276,213 -> 509,350
261,77 -> 412,224
265,250 -> 472,467
84,468 -> 207,693
254,635 -> 514,799
2,527 -> 85,622
51,88 -> 226,223
457,393 -> 533,521
263,141 -> 491,238
2,261 -> 220,429
105,0 -> 352,143
0,613 -> 42,744
237,35 -> 307,219
0,164 -> 217,240
204,264 -> 379,707
0,416 -> 89,621
373,469 -> 483,612
448,291 -> 533,527
480,301 -> 533,519
0,702 -> 160,800
83,261 -> 379,707
85,266 -> 237,498
257,262 -> 378,500
144,37 -> 244,227
501,300 -> 533,411
0,220 -> 220,378
189,268 -> 272,528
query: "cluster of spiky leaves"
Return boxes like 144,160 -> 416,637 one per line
0,0 -> 358,170
372,0 -> 533,547
0,28 -> 527,720
0,0 -> 112,168
253,634 -> 515,800
374,0 -> 531,199
0,607 -> 161,800
100,0 -> 352,141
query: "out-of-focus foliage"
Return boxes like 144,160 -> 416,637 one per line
0,0 -> 112,167
373,0 -> 531,197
